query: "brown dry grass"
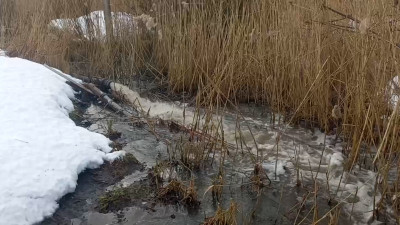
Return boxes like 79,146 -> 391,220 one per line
158,179 -> 200,208
203,201 -> 238,225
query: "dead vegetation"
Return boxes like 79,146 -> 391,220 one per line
148,160 -> 180,187
211,172 -> 224,202
99,187 -> 131,213
98,183 -> 153,213
157,179 -> 200,208
105,153 -> 141,179
250,163 -> 271,191
106,120 -> 122,140
178,140 -> 208,170
203,201 -> 238,225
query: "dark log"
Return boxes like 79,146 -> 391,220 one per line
84,83 -> 132,117
44,64 -> 94,95
44,64 -> 132,117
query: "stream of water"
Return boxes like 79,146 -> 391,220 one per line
40,84 -> 396,225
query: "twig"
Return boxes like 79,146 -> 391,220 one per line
323,5 -> 361,23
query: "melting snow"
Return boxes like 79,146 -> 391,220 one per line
0,55 -> 123,225
50,11 -> 157,40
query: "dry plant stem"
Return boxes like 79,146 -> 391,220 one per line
294,192 -> 311,225
275,184 -> 285,223
312,183 -> 319,224
315,134 -> 327,180
323,5 -> 361,23
374,101 -> 400,163
285,58 -> 329,128
349,186 -> 359,222
310,134 -> 327,224
349,105 -> 371,170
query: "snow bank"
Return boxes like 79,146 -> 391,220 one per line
50,11 -> 156,40
0,56 -> 123,225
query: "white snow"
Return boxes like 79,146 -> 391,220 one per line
389,75 -> 399,108
50,11 -> 157,40
0,55 -> 123,225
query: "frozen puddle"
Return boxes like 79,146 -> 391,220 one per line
0,55 -> 123,225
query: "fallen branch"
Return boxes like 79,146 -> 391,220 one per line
323,5 -> 400,49
84,83 -> 132,117
44,64 -> 132,117
44,64 -> 94,95
323,5 -> 361,23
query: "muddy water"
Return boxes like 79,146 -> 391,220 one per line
45,103 -> 295,225
40,93 -> 394,224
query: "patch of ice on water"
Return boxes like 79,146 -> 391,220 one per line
107,170 -> 148,191
312,129 -> 328,145
328,152 -> 344,169
262,160 -> 287,180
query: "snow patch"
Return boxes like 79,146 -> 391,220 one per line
0,56 -> 123,225
50,11 -> 157,40
389,75 -> 400,108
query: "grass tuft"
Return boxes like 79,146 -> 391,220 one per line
203,201 -> 238,225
